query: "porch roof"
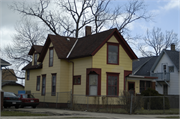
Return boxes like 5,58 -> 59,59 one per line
127,75 -> 157,81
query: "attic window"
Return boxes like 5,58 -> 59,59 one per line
107,43 -> 119,65
49,47 -> 53,67
34,54 -> 38,65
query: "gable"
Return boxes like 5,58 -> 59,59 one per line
107,35 -> 119,43
37,28 -> 137,63
28,45 -> 43,55
151,50 -> 179,72
68,29 -> 137,60
38,35 -> 76,62
2,69 -> 17,81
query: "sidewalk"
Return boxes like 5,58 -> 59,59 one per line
1,108 -> 179,119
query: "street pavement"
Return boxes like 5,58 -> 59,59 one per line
1,108 -> 179,119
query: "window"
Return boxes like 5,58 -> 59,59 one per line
140,81 -> 151,93
107,73 -> 119,96
34,54 -> 38,65
169,66 -> 174,72
49,47 -> 53,67
86,68 -> 101,96
89,74 -> 98,95
73,76 -> 81,85
163,84 -> 168,95
36,76 -> 40,91
107,43 -> 119,64
27,70 -> 30,80
51,74 -> 56,96
163,64 -> 166,73
42,75 -> 46,96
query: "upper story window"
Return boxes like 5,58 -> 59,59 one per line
27,70 -> 30,80
49,47 -> 54,67
34,54 -> 38,65
163,65 -> 166,73
107,43 -> 119,65
169,66 -> 174,72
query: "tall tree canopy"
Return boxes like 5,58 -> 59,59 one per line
139,27 -> 179,57
11,0 -> 152,38
4,0 -> 153,80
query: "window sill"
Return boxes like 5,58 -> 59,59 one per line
107,63 -> 119,65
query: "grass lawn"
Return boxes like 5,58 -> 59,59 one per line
1,110 -> 49,116
156,116 -> 180,118
85,108 -> 179,114
135,108 -> 179,114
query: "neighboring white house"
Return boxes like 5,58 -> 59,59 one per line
150,44 -> 179,95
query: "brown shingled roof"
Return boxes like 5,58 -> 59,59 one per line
28,45 -> 43,55
22,62 -> 42,70
68,28 -> 137,59
38,35 -> 76,62
68,29 -> 116,59
2,69 -> 17,81
24,28 -> 137,70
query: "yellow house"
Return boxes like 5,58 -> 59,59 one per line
23,27 -> 140,106
2,69 -> 24,94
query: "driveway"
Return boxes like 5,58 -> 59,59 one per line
1,107 -> 179,119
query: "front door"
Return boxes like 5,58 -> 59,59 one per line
128,82 -> 135,95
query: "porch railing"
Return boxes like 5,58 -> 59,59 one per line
151,72 -> 170,81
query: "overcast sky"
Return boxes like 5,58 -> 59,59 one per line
0,0 -> 179,84
0,0 -> 179,54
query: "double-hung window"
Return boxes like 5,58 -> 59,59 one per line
89,74 -> 98,96
49,47 -> 53,67
34,54 -> 38,65
107,43 -> 119,64
27,70 -> 30,80
86,68 -> 101,96
42,75 -> 46,96
52,74 -> 56,96
107,73 -> 119,96
36,76 -> 40,91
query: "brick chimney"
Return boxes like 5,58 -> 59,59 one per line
85,26 -> 91,36
171,43 -> 175,51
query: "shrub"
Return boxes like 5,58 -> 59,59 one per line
120,91 -> 143,114
141,88 -> 170,110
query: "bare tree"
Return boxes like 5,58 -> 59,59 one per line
139,27 -> 179,57
11,0 -> 153,38
113,0 -> 153,35
56,0 -> 96,38
89,0 -> 115,33
4,18 -> 46,79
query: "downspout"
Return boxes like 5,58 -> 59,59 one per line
66,39 -> 78,109
125,77 -> 127,91
67,60 -> 74,108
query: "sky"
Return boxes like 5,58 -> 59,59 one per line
0,0 -> 179,84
